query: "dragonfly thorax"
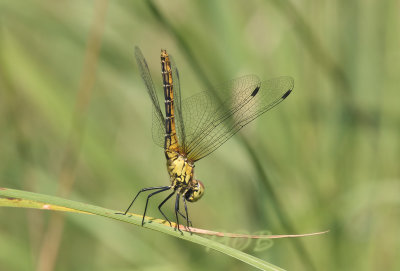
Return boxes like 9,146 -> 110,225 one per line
166,152 -> 204,202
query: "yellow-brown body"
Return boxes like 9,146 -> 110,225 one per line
161,50 -> 204,202
166,152 -> 194,190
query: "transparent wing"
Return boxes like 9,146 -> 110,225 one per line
147,53 -> 185,149
170,55 -> 186,148
151,107 -> 165,147
134,47 -> 165,147
180,75 -> 294,162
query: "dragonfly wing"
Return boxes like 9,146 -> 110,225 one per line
170,55 -> 186,149
151,107 -> 165,148
134,47 -> 165,148
182,75 -> 294,162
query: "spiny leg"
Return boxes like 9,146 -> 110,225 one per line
182,197 -> 193,232
142,187 -> 171,226
174,193 -> 183,234
176,198 -> 192,231
157,190 -> 175,227
176,190 -> 190,224
177,210 -> 186,219
117,186 -> 170,215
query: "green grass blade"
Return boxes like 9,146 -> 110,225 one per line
0,187 -> 285,271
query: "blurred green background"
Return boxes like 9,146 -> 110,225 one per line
1,0 -> 399,270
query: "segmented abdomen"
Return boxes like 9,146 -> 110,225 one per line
161,50 -> 179,156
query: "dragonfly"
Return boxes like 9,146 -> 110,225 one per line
119,47 -> 294,232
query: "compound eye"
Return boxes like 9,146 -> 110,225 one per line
186,180 -> 205,202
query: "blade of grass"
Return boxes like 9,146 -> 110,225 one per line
0,187 -> 286,271
0,197 -> 328,239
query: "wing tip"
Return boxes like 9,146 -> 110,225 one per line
251,86 -> 260,97
281,89 -> 292,99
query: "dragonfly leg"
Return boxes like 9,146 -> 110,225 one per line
142,187 -> 171,226
176,199 -> 192,232
174,193 -> 183,234
182,197 -> 193,233
117,186 -> 170,215
177,209 -> 185,218
157,190 -> 175,227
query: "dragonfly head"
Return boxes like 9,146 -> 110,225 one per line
185,180 -> 204,202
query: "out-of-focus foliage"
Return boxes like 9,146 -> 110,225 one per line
0,0 -> 399,270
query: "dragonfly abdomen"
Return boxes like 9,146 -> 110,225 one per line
161,49 -> 180,155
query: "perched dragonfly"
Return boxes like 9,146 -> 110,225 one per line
120,47 -> 294,232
